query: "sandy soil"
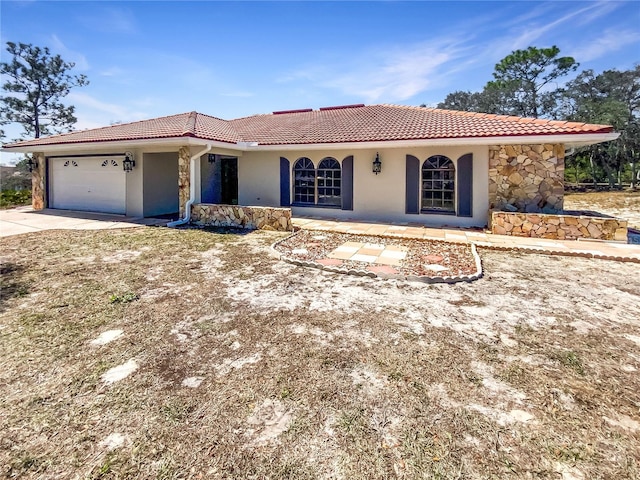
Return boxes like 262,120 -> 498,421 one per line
1,227 -> 639,479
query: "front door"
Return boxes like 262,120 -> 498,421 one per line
220,157 -> 238,205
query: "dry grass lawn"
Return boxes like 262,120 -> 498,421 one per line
1,226 -> 639,479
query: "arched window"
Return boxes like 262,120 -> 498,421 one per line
422,155 -> 455,212
317,157 -> 341,206
293,157 -> 315,204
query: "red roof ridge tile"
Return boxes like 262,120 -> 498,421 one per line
273,108 -> 313,115
188,111 -> 229,122
183,111 -> 198,136
319,104 -> 365,111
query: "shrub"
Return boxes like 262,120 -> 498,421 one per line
0,189 -> 31,208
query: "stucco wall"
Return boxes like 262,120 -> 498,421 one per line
238,146 -> 489,228
143,152 -> 178,217
238,151 -> 282,206
125,149 -> 144,217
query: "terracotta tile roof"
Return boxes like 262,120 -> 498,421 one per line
3,104 -> 614,150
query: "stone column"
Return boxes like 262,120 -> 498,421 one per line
488,144 -> 564,213
178,146 -> 190,218
31,152 -> 46,210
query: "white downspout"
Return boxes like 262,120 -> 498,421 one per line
168,143 -> 213,227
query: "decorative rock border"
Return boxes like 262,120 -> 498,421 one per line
191,203 -> 293,231
491,211 -> 628,241
474,241 -> 640,264
271,232 -> 483,284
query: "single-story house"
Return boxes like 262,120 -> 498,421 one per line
2,104 -> 617,231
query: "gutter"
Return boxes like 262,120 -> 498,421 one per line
167,143 -> 212,228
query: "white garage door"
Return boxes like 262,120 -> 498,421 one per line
50,156 -> 126,214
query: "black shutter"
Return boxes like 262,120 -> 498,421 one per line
280,157 -> 290,207
341,155 -> 353,210
457,153 -> 473,217
406,155 -> 420,214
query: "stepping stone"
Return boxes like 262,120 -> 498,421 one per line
374,256 -> 402,266
359,247 -> 385,256
362,243 -> 385,250
351,253 -> 377,263
328,250 -> 356,260
317,258 -> 343,266
380,249 -> 406,260
367,265 -> 400,275
424,254 -> 444,263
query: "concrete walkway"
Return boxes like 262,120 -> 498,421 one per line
292,217 -> 640,263
0,207 -> 167,237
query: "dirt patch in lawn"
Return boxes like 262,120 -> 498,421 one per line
1,226 -> 639,479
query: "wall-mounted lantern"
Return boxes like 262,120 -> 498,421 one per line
26,156 -> 38,173
208,153 -> 217,163
372,152 -> 382,175
122,151 -> 135,172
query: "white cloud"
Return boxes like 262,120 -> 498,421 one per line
508,2 -> 614,51
277,1 -> 630,104
50,34 -> 90,71
284,40 -> 467,103
568,29 -> 640,62
99,67 -> 125,77
76,7 -> 137,34
67,92 -> 150,129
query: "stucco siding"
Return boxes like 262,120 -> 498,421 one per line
240,146 -> 489,227
238,152 -> 281,206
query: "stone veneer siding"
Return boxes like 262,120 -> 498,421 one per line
489,144 -> 564,213
32,152 -> 46,210
191,203 -> 293,231
492,211 -> 628,241
178,146 -> 190,218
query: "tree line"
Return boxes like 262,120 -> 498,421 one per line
432,46 -> 639,189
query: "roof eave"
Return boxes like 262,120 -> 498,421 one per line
1,136 -> 240,153
239,132 -> 620,151
1,132 -> 619,154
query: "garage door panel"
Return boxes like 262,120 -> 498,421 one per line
50,157 -> 126,214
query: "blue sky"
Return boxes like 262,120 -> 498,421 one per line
1,0 -> 639,164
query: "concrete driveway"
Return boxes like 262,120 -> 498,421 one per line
0,207 -> 169,237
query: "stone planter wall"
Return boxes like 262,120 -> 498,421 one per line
32,152 -> 46,210
489,144 -> 565,213
491,211 -> 628,241
191,204 -> 293,231
178,146 -> 190,218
